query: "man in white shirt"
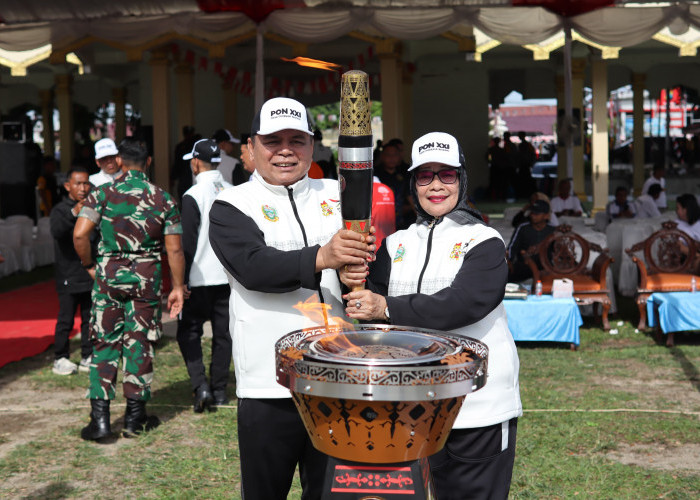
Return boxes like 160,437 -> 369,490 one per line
642,166 -> 666,210
550,179 -> 583,217
212,128 -> 246,185
177,138 -> 233,413
635,183 -> 662,218
606,186 -> 636,222
89,138 -> 121,187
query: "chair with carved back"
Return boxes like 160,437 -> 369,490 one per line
624,220 -> 700,330
522,224 -> 614,330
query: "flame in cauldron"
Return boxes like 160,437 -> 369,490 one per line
292,294 -> 365,356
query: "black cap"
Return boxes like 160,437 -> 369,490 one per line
531,200 -> 550,214
212,128 -> 240,144
182,139 -> 221,164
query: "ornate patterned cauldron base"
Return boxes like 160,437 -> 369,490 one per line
292,392 -> 464,464
276,325 -> 488,464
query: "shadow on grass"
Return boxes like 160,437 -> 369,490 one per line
669,344 -> 700,393
20,480 -> 74,500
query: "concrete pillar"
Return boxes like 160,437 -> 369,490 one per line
55,73 -> 73,172
174,62 -> 194,136
149,48 -> 171,190
591,58 -> 609,215
401,64 -> 414,143
39,89 -> 54,157
223,82 -> 238,137
376,40 -> 402,141
112,87 -> 126,144
555,58 -> 586,198
631,73 -> 646,196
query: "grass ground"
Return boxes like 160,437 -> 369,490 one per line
1,245 -> 698,499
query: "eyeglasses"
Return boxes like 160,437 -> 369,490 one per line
414,169 -> 459,186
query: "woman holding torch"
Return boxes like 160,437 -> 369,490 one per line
341,132 -> 522,500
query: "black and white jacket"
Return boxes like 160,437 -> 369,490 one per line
181,169 -> 232,287
370,217 -> 522,429
209,171 -> 346,399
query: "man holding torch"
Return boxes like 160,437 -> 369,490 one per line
209,97 -> 374,499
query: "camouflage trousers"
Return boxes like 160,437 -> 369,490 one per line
87,279 -> 162,401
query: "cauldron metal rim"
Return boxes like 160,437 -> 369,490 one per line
275,324 -> 488,401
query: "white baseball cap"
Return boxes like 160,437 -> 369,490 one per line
408,132 -> 462,171
251,97 -> 313,137
94,138 -> 119,160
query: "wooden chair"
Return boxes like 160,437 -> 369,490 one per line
522,224 -> 614,330
625,220 -> 700,331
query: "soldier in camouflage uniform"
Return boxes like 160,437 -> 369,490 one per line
74,137 -> 185,441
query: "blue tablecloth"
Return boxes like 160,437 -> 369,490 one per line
646,292 -> 700,333
504,295 -> 582,345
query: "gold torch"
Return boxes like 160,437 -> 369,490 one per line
338,70 -> 373,291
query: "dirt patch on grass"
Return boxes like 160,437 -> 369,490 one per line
0,380 -> 85,461
606,443 -> 700,473
596,375 -> 700,412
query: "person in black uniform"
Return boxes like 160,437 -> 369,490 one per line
177,139 -> 233,412
506,199 -> 556,282
50,166 -> 95,375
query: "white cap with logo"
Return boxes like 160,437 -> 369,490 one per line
409,132 -> 462,171
251,97 -> 313,137
95,138 -> 119,160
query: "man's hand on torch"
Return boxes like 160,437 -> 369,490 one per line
316,228 -> 375,272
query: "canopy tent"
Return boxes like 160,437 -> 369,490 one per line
1,0 -> 699,206
1,1 -> 700,51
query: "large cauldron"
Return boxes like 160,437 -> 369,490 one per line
275,324 -> 488,464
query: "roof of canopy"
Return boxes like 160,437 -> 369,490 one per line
1,1 -> 699,52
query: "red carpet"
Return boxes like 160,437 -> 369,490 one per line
0,281 -> 78,369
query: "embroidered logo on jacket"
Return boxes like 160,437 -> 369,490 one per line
262,205 -> 279,222
320,201 -> 333,216
393,243 -> 405,263
450,239 -> 474,259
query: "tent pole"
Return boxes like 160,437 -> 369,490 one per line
255,26 -> 264,111
564,25 -> 574,181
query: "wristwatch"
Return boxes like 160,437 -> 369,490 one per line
384,306 -> 390,322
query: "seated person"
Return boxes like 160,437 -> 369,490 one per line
512,191 -> 559,228
634,183 -> 662,219
642,165 -> 666,211
550,179 -> 583,217
675,193 -> 700,241
507,200 -> 556,282
606,186 -> 636,222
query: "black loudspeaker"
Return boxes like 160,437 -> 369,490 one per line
1,122 -> 26,142
0,142 -> 42,218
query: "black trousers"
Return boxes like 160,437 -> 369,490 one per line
238,398 -> 328,500
176,284 -> 231,392
429,418 -> 518,500
54,290 -> 92,360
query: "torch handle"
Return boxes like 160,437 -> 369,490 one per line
338,70 -> 373,292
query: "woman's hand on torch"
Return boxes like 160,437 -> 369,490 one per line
316,229 -> 375,272
343,290 -> 387,322
339,263 -> 368,289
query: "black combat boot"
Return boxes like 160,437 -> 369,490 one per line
122,398 -> 160,438
81,399 -> 112,441
193,384 -> 214,413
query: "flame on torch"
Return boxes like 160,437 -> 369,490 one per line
281,57 -> 341,72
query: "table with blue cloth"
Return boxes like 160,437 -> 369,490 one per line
646,292 -> 700,346
504,295 -> 583,347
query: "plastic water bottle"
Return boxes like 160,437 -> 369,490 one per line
691,276 -> 696,293
535,280 -> 543,297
